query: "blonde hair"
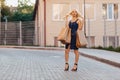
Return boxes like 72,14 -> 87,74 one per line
69,10 -> 81,18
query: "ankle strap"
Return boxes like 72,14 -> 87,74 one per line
65,63 -> 69,64
74,63 -> 78,65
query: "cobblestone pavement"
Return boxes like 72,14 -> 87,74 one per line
0,48 -> 120,80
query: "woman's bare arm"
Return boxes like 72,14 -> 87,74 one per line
77,17 -> 84,30
65,15 -> 69,27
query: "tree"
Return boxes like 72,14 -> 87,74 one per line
1,0 -> 11,22
12,0 -> 34,21
0,0 -> 5,7
1,0 -> 34,21
12,11 -> 33,21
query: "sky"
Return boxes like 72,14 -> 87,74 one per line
5,0 -> 36,7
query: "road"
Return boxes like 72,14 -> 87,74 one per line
0,48 -> 120,80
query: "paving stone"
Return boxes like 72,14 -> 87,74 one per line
0,48 -> 120,80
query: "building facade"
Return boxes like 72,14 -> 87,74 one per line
34,0 -> 120,48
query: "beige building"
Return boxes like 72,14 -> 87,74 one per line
33,0 -> 120,48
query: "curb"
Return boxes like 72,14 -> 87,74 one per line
0,46 -> 120,68
80,53 -> 120,68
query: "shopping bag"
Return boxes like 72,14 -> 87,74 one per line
76,30 -> 87,48
57,27 -> 71,44
76,33 -> 81,48
65,28 -> 71,44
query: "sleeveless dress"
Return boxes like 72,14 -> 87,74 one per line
65,19 -> 78,50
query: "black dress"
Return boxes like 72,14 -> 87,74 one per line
65,19 -> 78,50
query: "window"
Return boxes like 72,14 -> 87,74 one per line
102,4 -> 107,19
109,36 -> 119,47
52,4 -> 79,21
114,4 -> 118,19
102,3 -> 118,20
108,4 -> 113,19
86,36 -> 95,47
52,4 -> 69,21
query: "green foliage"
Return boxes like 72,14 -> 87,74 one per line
18,5 -> 34,14
105,46 -> 115,51
18,0 -> 33,7
1,0 -> 34,22
11,11 -> 33,21
92,46 -> 120,53
95,46 -> 103,49
1,6 -> 11,15
11,0 -> 34,21
1,0 -> 5,7
1,0 -> 12,21
115,47 -> 120,52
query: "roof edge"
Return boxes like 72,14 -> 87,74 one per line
33,0 -> 39,20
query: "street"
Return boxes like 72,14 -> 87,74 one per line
0,48 -> 120,80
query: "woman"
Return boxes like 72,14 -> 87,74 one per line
64,10 -> 84,71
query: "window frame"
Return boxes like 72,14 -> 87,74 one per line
102,3 -> 119,21
52,3 -> 80,22
52,3 -> 70,21
107,3 -> 114,20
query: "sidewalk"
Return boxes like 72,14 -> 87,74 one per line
79,48 -> 120,68
0,45 -> 120,68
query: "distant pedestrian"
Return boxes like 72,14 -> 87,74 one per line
64,10 -> 84,71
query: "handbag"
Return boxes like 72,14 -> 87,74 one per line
76,30 -> 87,48
57,27 -> 71,44
65,28 -> 71,44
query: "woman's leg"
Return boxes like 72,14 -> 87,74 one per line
74,50 -> 79,64
65,46 -> 70,63
71,50 -> 79,71
64,45 -> 70,71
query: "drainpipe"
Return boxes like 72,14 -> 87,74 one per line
84,0 -> 86,36
43,0 -> 46,47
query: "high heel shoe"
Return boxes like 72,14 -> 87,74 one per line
71,63 -> 78,71
64,63 -> 69,71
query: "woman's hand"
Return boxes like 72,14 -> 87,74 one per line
64,14 -> 69,21
64,14 -> 69,27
